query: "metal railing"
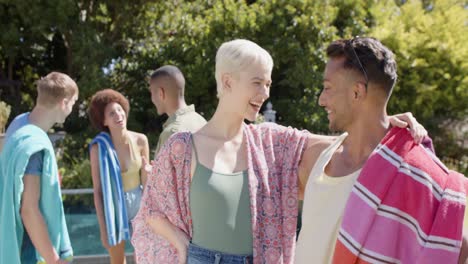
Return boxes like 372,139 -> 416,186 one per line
62,188 -> 135,264
62,188 -> 93,195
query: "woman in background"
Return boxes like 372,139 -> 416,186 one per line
88,89 -> 149,264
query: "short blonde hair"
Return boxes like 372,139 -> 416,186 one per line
36,72 -> 78,106
215,39 -> 273,97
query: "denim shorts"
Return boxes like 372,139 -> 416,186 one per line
124,186 -> 142,234
187,243 -> 253,264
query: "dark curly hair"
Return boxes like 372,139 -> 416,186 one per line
88,89 -> 130,132
326,37 -> 397,97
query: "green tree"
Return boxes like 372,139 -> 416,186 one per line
0,0 -> 151,119
371,0 -> 468,162
110,0 -> 374,144
0,0 -> 156,184
2,0 -> 466,187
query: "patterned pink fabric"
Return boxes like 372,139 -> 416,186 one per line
132,123 -> 309,264
332,127 -> 468,264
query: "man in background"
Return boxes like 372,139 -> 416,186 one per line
149,65 -> 206,158
0,72 -> 78,264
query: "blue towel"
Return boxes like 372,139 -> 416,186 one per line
90,132 -> 130,246
0,125 -> 73,263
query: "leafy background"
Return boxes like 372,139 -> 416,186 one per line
1,0 -> 466,192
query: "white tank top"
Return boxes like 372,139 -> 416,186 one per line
295,133 -> 361,264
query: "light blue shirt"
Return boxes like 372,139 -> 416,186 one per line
5,112 -> 30,140
6,113 -> 43,176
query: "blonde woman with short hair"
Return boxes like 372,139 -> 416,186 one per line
132,39 -> 425,264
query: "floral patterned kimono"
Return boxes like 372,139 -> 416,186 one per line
132,123 -> 309,263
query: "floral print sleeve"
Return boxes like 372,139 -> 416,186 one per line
131,132 -> 192,264
131,124 -> 309,264
244,123 -> 310,263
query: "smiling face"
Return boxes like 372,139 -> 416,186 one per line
103,102 -> 127,131
319,57 -> 357,132
226,61 -> 272,122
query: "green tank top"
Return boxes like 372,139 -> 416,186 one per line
189,137 -> 253,255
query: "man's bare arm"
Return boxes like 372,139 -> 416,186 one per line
21,176 -> 62,263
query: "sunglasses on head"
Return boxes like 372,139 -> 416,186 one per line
346,37 -> 369,91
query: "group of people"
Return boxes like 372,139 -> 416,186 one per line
0,37 -> 466,264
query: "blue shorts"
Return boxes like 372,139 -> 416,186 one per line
187,243 -> 253,264
124,186 -> 142,235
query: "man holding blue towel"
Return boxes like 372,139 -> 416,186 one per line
0,72 -> 78,264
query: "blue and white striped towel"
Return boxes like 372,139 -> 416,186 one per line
90,132 -> 130,246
